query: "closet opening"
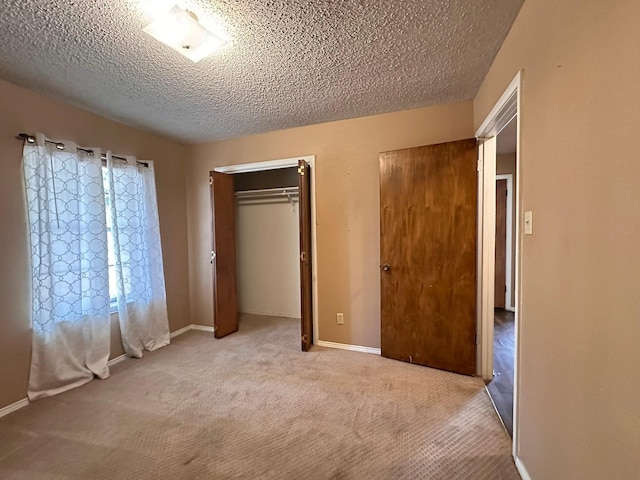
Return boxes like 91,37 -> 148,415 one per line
210,156 -> 317,352
234,168 -> 302,338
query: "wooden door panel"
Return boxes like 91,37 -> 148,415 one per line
380,139 -> 477,375
495,179 -> 507,308
210,171 -> 238,339
298,160 -> 313,351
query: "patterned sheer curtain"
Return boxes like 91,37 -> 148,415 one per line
23,134 -> 111,400
106,152 -> 170,357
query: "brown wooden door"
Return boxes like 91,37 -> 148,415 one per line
380,139 -> 477,375
210,171 -> 238,339
298,160 -> 313,351
495,179 -> 507,308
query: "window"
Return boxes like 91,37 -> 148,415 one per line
24,136 -> 171,398
102,166 -> 118,303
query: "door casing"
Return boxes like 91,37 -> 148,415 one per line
213,155 -> 319,345
496,174 -> 514,311
495,178 -> 508,309
476,71 -> 522,460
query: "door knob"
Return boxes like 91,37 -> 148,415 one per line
381,264 -> 391,272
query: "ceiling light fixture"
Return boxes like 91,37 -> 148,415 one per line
143,5 -> 226,62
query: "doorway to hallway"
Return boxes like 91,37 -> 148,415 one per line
488,115 -> 517,436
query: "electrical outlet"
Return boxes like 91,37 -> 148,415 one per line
336,313 -> 344,325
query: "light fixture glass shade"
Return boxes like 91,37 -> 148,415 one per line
143,5 -> 225,62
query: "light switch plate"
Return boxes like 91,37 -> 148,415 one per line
524,211 -> 533,235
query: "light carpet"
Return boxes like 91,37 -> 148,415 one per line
0,314 -> 519,479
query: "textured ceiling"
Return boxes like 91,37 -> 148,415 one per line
0,0 -> 523,143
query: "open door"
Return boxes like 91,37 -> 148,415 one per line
380,139 -> 477,375
298,160 -> 313,351
210,171 -> 238,339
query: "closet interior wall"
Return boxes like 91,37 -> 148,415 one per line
234,168 -> 301,319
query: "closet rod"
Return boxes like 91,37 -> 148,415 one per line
16,133 -> 148,167
235,187 -> 299,199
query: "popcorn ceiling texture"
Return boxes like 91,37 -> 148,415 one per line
0,0 -> 523,143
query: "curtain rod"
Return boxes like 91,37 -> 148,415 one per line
16,133 -> 148,167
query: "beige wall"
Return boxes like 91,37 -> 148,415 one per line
496,153 -> 516,309
187,102 -> 474,347
236,201 -> 301,317
0,79 -> 191,409
474,0 -> 640,478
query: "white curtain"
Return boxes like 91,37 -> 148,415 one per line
24,134 -> 111,401
106,152 -> 170,358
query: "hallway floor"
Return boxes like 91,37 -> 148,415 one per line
487,308 -> 515,437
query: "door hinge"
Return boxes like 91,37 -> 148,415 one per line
505,285 -> 507,293
209,176 -> 213,186
476,158 -> 483,172
211,250 -> 216,264
300,251 -> 306,262
298,165 -> 305,175
475,333 -> 479,345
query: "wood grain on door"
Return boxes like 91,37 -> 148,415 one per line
380,139 -> 478,375
298,160 -> 313,351
210,171 -> 239,339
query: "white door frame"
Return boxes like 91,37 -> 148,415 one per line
495,173 -> 514,311
475,71 -> 522,459
476,136 -> 496,380
214,155 -> 319,345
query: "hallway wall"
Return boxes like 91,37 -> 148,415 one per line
474,0 -> 640,478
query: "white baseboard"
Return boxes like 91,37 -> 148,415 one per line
170,324 -> 193,338
506,306 -> 516,312
107,354 -> 127,366
515,456 -> 531,480
0,398 -> 29,418
317,340 -> 381,355
240,311 -> 301,319
109,324 -> 201,364
190,324 -> 215,333
169,324 -> 215,339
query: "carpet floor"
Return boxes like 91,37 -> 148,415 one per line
0,315 -> 519,479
